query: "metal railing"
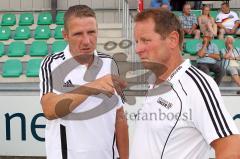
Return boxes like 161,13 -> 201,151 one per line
119,0 -> 145,88
118,0 -> 135,57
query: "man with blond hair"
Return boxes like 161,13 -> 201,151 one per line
40,5 -> 129,159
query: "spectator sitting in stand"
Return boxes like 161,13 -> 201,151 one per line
216,2 -> 240,39
160,3 -> 170,10
220,36 -> 240,94
196,36 -> 223,85
198,5 -> 217,37
179,3 -> 200,39
150,0 -> 172,10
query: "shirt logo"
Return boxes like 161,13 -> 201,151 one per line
63,80 -> 74,87
157,97 -> 173,109
168,66 -> 182,81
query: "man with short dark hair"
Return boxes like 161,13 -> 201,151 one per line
39,5 -> 129,159
130,8 -> 240,159
179,3 -> 200,39
216,2 -> 240,39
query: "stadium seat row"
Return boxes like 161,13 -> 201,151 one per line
2,59 -> 41,77
0,12 -> 64,26
0,40 -> 67,57
0,25 -> 64,40
184,39 -> 240,55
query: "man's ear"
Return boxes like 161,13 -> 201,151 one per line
62,29 -> 68,41
167,31 -> 179,49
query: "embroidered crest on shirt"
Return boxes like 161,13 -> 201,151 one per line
157,97 -> 173,109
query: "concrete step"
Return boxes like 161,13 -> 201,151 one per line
97,37 -> 124,44
98,23 -> 122,29
0,36 -> 126,46
98,29 -> 122,38
0,46 -> 133,62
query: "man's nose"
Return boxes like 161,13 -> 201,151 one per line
82,34 -> 90,45
135,43 -> 144,54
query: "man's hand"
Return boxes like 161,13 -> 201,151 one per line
184,28 -> 191,34
203,38 -> 209,47
85,75 -> 127,97
198,51 -> 205,58
224,53 -> 232,59
225,28 -> 232,34
188,29 -> 193,35
229,29 -> 236,34
227,43 -> 234,50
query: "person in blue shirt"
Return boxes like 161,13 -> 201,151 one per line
196,35 -> 224,85
151,0 -> 172,10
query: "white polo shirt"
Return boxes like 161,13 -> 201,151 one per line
39,46 -> 123,159
130,59 -> 239,159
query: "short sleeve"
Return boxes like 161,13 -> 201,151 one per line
39,55 -> 53,100
190,73 -> 239,144
116,93 -> 124,109
178,15 -> 184,27
196,43 -> 203,52
111,58 -> 125,108
213,44 -> 219,53
220,48 -> 226,56
192,15 -> 198,25
215,13 -> 222,23
233,12 -> 240,22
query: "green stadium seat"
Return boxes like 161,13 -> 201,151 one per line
184,39 -> 202,55
52,40 -> 67,53
30,41 -> 48,56
1,13 -> 16,26
54,25 -> 64,39
8,41 -> 26,57
210,10 -> 218,20
37,12 -> 53,25
26,59 -> 42,77
0,26 -> 11,40
172,11 -> 181,17
212,39 -> 225,50
234,39 -> 240,48
191,10 -> 201,17
34,26 -> 51,39
19,13 -> 34,26
14,26 -> 31,40
2,59 -> 22,77
225,34 -> 237,38
56,12 -> 64,25
190,60 -> 197,66
184,34 -> 194,38
0,42 -> 4,56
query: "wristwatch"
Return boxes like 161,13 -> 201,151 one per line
205,54 -> 209,57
